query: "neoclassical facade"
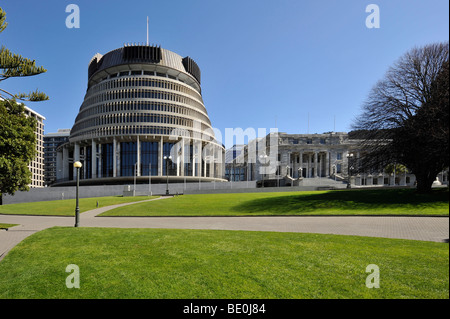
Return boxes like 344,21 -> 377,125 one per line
55,44 -> 225,185
226,132 -> 446,188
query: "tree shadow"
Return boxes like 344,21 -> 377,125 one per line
231,188 -> 449,215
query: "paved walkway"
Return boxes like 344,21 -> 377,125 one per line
1,196 -> 449,262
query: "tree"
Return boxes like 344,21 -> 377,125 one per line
352,42 -> 449,193
390,60 -> 449,192
0,99 -> 37,204
0,7 -> 48,204
0,7 -> 48,102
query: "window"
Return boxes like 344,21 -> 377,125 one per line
120,142 -> 137,177
101,143 -> 114,177
141,142 -> 159,176
320,138 -> 326,144
306,139 -> 312,144
337,152 -> 343,160
131,70 -> 141,76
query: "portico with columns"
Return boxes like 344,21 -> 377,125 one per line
55,135 -> 225,186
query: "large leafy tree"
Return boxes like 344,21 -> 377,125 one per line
0,7 -> 48,204
390,60 -> 449,193
352,42 -> 449,193
0,99 -> 37,204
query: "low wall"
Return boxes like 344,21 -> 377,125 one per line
3,180 -> 433,205
1,181 -> 257,204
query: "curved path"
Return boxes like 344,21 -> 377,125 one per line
1,196 -> 449,262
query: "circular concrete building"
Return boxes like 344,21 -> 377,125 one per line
56,44 -> 225,185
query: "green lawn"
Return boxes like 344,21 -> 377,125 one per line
0,196 -> 157,216
0,227 -> 447,299
101,188 -> 449,217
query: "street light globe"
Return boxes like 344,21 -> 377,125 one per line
74,161 -> 83,168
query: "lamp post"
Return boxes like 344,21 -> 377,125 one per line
73,161 -> 82,227
164,155 -> 172,195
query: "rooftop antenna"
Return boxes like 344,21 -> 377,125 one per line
146,16 -> 149,45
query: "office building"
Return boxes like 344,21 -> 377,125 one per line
55,44 -> 225,185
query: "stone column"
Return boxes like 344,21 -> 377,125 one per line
211,145 -> 215,178
198,142 -> 203,177
82,146 -> 87,179
221,148 -> 225,179
203,145 -> 208,178
158,136 -> 163,176
314,152 -> 318,178
136,135 -> 141,177
299,151 -> 303,178
325,151 -> 330,177
112,139 -> 117,177
287,152 -> 292,176
194,141 -> 202,177
192,141 -> 197,177
97,143 -> 102,178
180,138 -> 185,176
91,140 -> 97,179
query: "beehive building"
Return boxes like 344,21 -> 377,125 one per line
56,44 -> 225,185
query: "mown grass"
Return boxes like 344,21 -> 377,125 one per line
0,227 -> 447,299
101,188 -> 449,216
0,196 -> 157,216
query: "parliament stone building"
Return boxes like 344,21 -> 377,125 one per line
226,132 -> 449,188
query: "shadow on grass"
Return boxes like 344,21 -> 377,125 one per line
231,188 -> 449,215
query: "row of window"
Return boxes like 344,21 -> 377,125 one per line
289,138 -> 328,145
76,142 -> 218,178
76,101 -> 211,128
83,88 -> 206,115
70,123 -> 213,140
87,76 -> 202,101
73,113 -> 195,133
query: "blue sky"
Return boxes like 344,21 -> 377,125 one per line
1,0 -> 448,148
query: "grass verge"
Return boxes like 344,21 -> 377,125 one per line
0,227 -> 447,299
101,188 -> 449,216
0,196 -> 158,216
